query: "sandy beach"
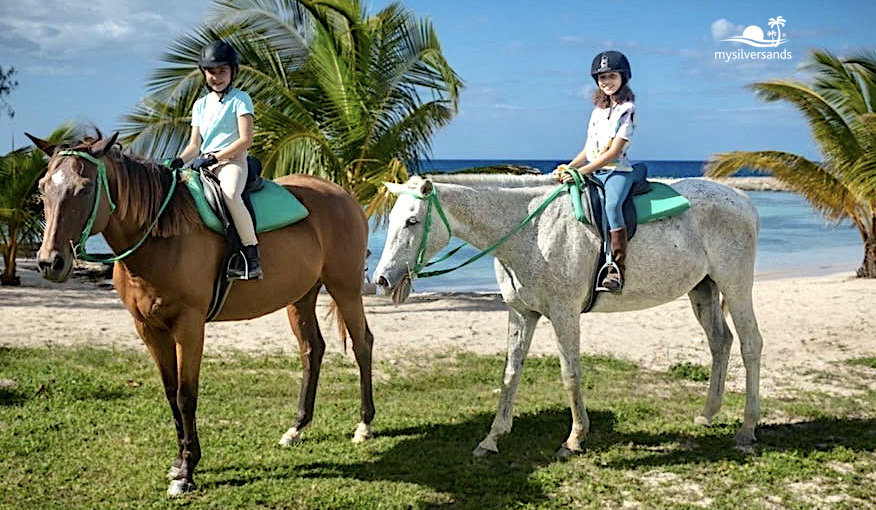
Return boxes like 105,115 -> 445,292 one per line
2,257 -> 875,399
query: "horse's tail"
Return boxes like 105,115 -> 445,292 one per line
325,299 -> 349,352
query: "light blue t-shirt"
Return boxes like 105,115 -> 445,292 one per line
191,88 -> 254,154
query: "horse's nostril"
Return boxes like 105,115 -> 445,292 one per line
377,276 -> 389,288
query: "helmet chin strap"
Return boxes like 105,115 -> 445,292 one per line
206,83 -> 233,101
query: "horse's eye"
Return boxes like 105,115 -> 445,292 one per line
405,217 -> 419,227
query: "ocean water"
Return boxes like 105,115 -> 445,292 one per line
87,160 -> 862,293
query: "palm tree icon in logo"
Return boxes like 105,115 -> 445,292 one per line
721,16 -> 788,47
768,16 -> 786,47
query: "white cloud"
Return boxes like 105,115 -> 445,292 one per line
0,0 -> 209,61
711,18 -> 743,40
558,35 -> 584,45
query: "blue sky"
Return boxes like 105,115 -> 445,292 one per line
1,0 -> 874,160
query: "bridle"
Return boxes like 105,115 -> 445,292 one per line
55,150 -> 178,263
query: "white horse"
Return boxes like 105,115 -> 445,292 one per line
373,174 -> 763,457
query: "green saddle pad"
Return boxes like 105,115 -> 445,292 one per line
181,169 -> 309,234
633,181 -> 691,223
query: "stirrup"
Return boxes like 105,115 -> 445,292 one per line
226,250 -> 262,280
595,261 -> 624,293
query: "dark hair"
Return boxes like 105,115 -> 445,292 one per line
592,84 -> 635,108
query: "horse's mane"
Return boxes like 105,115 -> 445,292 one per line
69,137 -> 203,238
425,172 -> 557,189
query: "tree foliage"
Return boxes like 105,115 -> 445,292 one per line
0,66 -> 17,118
121,0 -> 462,218
0,123 -> 86,285
705,49 -> 876,277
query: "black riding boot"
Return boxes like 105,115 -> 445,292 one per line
234,244 -> 263,280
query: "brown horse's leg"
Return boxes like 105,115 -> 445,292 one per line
137,321 -> 185,478
279,283 -> 325,446
330,290 -> 375,443
166,311 -> 206,497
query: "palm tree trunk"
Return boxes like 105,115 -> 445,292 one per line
0,239 -> 20,286
1,219 -> 21,286
857,231 -> 876,278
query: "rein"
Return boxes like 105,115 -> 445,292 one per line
401,181 -> 570,279
57,150 -> 178,264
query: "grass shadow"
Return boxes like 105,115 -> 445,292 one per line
199,409 -> 608,507
599,416 -> 876,470
197,406 -> 876,507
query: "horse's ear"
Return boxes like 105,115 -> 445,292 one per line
25,133 -> 56,156
90,132 -> 119,158
383,182 -> 407,196
419,179 -> 433,197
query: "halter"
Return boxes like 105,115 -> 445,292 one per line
399,180 -> 568,279
57,150 -> 178,263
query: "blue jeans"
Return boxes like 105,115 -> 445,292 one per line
592,169 -> 634,231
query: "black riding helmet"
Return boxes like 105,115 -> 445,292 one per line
199,40 -> 239,94
590,50 -> 631,86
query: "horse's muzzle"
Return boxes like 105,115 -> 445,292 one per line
372,270 -> 412,304
38,249 -> 73,283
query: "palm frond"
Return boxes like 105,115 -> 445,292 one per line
706,150 -> 854,221
749,80 -> 861,168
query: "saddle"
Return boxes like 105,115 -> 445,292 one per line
566,163 -> 691,311
179,156 -> 309,321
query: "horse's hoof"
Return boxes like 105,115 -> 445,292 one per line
279,427 -> 302,447
351,423 -> 373,444
167,479 -> 196,497
694,415 -> 712,427
472,445 -> 498,457
555,445 -> 583,460
734,432 -> 757,454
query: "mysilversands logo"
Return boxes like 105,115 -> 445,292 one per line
714,16 -> 792,62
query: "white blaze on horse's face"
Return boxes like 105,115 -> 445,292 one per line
373,178 -> 451,302
36,156 -> 95,282
51,169 -> 66,186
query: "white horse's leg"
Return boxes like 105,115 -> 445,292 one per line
725,294 -> 762,449
550,310 -> 588,457
474,307 -> 540,456
687,277 -> 734,426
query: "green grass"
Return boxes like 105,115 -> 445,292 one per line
668,361 -> 711,382
2,346 -> 876,509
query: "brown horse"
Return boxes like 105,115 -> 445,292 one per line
26,131 -> 375,496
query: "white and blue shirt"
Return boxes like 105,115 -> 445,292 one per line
191,88 -> 254,155
583,101 -> 636,171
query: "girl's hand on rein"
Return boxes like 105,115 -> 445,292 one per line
553,164 -> 574,183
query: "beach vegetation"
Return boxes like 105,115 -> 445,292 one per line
706,48 -> 876,277
2,346 -> 876,509
120,0 -> 461,218
0,123 -> 84,285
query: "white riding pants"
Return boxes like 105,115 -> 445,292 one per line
211,155 -> 258,246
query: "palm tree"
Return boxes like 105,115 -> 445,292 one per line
120,0 -> 461,218
767,30 -> 776,43
768,16 -> 785,46
705,49 -> 876,277
0,123 -> 85,285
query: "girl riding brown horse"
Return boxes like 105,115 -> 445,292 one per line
27,131 -> 376,497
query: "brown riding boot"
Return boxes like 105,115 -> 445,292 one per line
602,227 -> 627,293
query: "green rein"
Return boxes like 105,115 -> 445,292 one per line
401,171 -> 588,279
58,150 -> 178,264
